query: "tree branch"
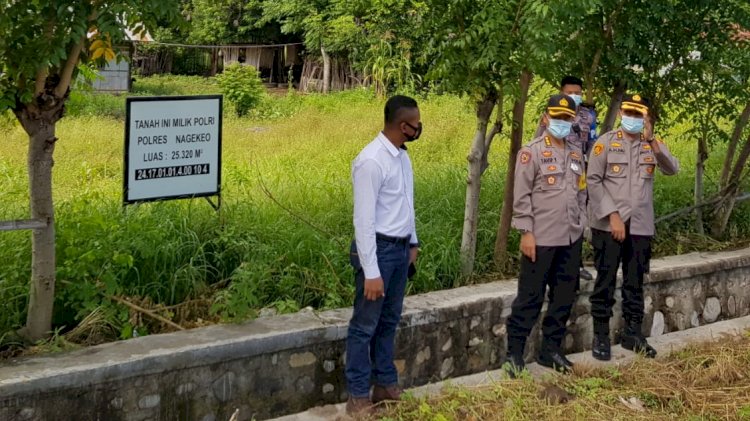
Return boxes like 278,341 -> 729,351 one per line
34,68 -> 48,96
53,37 -> 85,98
656,192 -> 750,224
109,295 -> 185,331
728,133 -> 750,185
721,101 -> 750,187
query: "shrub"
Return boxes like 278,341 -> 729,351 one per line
216,64 -> 265,116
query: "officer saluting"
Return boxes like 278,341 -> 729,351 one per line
505,95 -> 588,375
587,94 -> 679,361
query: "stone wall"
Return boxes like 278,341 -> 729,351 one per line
1,248 -> 749,421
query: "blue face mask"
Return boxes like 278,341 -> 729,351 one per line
548,118 -> 572,139
621,115 -> 644,134
569,94 -> 582,107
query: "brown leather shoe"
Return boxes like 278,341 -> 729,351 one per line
346,397 -> 374,416
372,384 -> 403,403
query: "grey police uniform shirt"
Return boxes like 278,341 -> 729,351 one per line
534,105 -> 594,152
587,129 -> 680,237
511,134 -> 588,247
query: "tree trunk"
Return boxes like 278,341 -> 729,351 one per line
720,101 -> 750,187
493,70 -> 532,269
460,95 -> 497,277
711,133 -> 750,238
320,46 -> 331,94
210,48 -> 218,77
695,133 -> 708,235
14,106 -> 60,341
601,81 -> 625,133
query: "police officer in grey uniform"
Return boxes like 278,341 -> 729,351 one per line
535,76 -> 597,281
505,95 -> 588,375
587,94 -> 679,361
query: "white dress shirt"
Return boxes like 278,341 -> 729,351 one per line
352,132 -> 418,279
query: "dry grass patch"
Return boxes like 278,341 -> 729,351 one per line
379,331 -> 750,421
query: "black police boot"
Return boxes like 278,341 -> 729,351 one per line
620,320 -> 657,358
504,338 -> 526,378
537,342 -> 573,373
579,267 -> 594,281
592,335 -> 611,361
592,319 -> 611,361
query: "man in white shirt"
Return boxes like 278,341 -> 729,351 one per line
345,95 -> 421,415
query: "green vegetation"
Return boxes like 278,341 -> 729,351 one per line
1,76 -> 748,350
381,332 -> 750,421
216,64 -> 266,116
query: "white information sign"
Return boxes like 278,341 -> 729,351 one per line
124,95 -> 222,204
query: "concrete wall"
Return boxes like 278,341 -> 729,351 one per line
1,248 -> 749,421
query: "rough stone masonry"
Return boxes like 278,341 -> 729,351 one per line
1,248 -> 749,421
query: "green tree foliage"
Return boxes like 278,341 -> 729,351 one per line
0,0 -> 180,341
216,63 -> 266,116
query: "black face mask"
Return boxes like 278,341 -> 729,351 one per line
403,121 -> 423,142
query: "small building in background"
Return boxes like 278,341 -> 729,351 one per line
90,28 -> 153,93
220,43 -> 303,86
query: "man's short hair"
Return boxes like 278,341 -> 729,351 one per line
384,95 -> 418,124
560,76 -> 584,88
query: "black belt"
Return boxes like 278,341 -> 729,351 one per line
376,233 -> 411,245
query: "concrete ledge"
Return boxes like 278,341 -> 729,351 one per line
1,248 -> 750,420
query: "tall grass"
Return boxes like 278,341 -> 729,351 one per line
1,75 -> 748,341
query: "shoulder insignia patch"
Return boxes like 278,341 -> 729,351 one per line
520,151 -> 531,164
545,136 -> 552,147
594,143 -> 604,156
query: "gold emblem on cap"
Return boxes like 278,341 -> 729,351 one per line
633,94 -> 642,101
547,176 -> 556,185
612,165 -> 621,173
560,98 -> 569,107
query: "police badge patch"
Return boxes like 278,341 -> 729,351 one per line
594,143 -> 604,156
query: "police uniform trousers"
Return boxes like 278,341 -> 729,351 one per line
506,236 -> 583,354
589,222 -> 651,332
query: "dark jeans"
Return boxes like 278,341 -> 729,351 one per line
506,237 -> 582,354
345,237 -> 409,398
589,226 -> 652,328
